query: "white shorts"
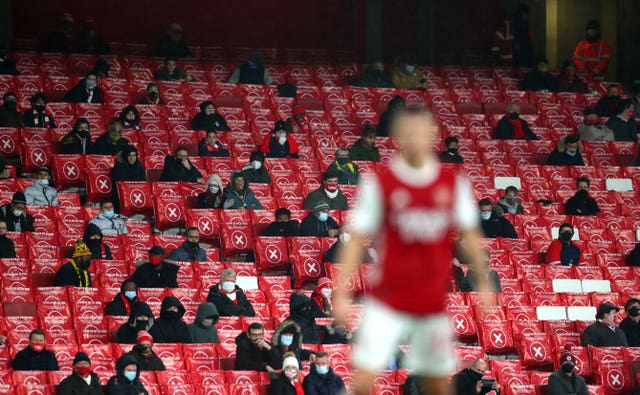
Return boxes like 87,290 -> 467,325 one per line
352,298 -> 455,376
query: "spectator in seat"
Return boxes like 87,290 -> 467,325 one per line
491,3 -> 534,67
478,199 -> 517,239
90,59 -> 111,79
606,99 -> 639,142
74,17 -> 110,55
118,105 -> 141,130
54,238 -> 93,287
353,61 -> 393,88
169,227 -> 206,262
207,268 -> 256,317
321,319 -> 352,345
270,353 -> 304,395
234,322 -> 279,372
0,154 -> 10,180
24,165 -> 58,206
83,223 -> 113,260
58,352 -> 104,395
391,56 -> 424,89
564,177 -> 600,216
223,171 -> 263,209
0,221 -> 16,258
0,92 -> 23,127
596,84 -> 621,117
154,23 -> 191,58
323,228 -> 375,264
627,243 -> 640,267
546,136 -> 585,166
619,298 -> 640,347
189,302 -> 220,344
573,20 -> 611,80
259,120 -> 300,159
545,223 -> 582,266
272,324 -> 314,369
131,246 -> 179,288
89,199 -> 128,235
153,296 -> 191,343
289,106 -> 311,134
0,192 -> 34,232
280,292 -> 321,344
304,169 -> 349,211
197,174 -> 224,209
520,58 -> 555,92
300,200 -> 340,238
116,301 -> 160,344
111,145 -> 146,212
303,351 -> 345,395
631,81 -> 640,118
327,148 -> 359,185
439,136 -> 464,164
192,101 -> 230,132
106,280 -> 139,316
582,303 -> 628,347
139,82 -> 165,105
460,250 -> 502,292
265,208 -> 299,237
159,146 -> 204,183
451,358 -> 500,395
310,277 -> 333,317
577,107 -> 614,141
106,354 -> 148,395
0,46 -> 20,75
23,92 -> 56,128
554,60 -> 589,93
154,57 -> 189,82
227,52 -> 273,85
124,331 -> 165,371
498,185 -> 524,214
11,329 -> 59,371
64,72 -> 104,104
197,130 -> 230,157
241,151 -> 271,184
377,95 -> 406,137
547,347 -> 588,395
494,102 -> 538,140
62,118 -> 93,154
92,121 -> 129,156
349,124 -> 380,162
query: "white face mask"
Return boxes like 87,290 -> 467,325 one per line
321,288 -> 333,298
209,186 -> 219,194
37,179 -> 49,187
86,80 -> 97,90
252,160 -> 262,170
278,135 -> 287,145
12,209 -> 23,217
221,281 -> 235,293
480,211 -> 492,221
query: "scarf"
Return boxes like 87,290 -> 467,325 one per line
293,381 -> 304,395
32,110 -> 52,128
206,142 -> 220,152
203,190 -> 220,208
508,118 -> 526,139
119,293 -> 132,315
70,258 -> 90,287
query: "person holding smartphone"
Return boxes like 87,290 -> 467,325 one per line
451,359 -> 500,394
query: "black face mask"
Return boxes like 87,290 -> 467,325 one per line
628,307 -> 640,317
148,92 -> 158,101
560,232 -> 573,242
447,148 -> 459,155
508,112 -> 520,120
187,241 -> 199,250
164,310 -> 180,320
561,364 -> 574,374
135,320 -> 149,330
86,239 -> 101,249
77,130 -> 89,138
575,189 -> 588,198
467,368 -> 483,381
34,104 -> 45,113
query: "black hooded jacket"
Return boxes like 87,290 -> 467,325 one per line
192,112 -> 230,132
153,296 -> 191,343
233,332 -> 280,371
284,293 -> 320,344
0,233 -> 16,258
480,207 -> 518,239
124,344 -> 166,371
106,354 -> 149,395
116,301 -> 161,344
83,222 -> 113,260
111,146 -> 146,183
188,302 -> 220,344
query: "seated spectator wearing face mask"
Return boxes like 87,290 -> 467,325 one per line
547,347 -> 588,395
64,72 -> 103,103
303,351 -> 345,395
227,52 -> 273,85
497,186 -> 524,214
606,99 -> 639,142
106,355 -> 148,395
89,199 -> 128,236
11,329 -> 59,371
310,277 -> 334,317
207,268 -> 256,317
192,101 -> 230,132
118,105 -> 141,130
596,84 -> 621,117
391,56 -> 422,89
300,201 -> 340,238
281,292 -> 321,344
265,208 -> 299,237
197,174 -> 224,209
577,107 -> 614,141
83,223 -> 113,260
91,121 -> 129,156
271,323 -> 314,369
353,61 -> 393,88
520,58 -> 555,92
24,165 -> 58,206
581,303 -> 628,347
270,353 -> 304,395
62,118 -> 93,154
494,102 -> 538,140
619,298 -> 640,347
106,280 -> 139,316
0,92 -> 23,127
132,246 -> 179,289
478,199 -> 518,239
545,223 -> 582,266
58,352 -> 103,395
0,192 -> 34,232
111,145 -> 146,212
554,59 -> 589,93
451,358 -> 500,395
153,296 -> 191,343
259,120 -> 300,159
197,130 -> 230,157
349,125 -> 380,162
139,82 -> 165,105
23,92 -> 55,128
321,319 -> 352,344
169,227 -> 206,262
188,302 -> 220,344
0,221 -> 15,258
159,146 -> 204,183
234,322 -> 279,371
439,136 -> 464,164
54,238 -> 93,287
546,136 -> 585,166
288,106 -> 311,134
124,331 -> 165,371
564,177 -> 599,216
116,301 -> 161,344
241,151 -> 271,184
327,148 -> 359,185
303,169 -> 349,211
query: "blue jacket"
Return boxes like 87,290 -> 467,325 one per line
302,366 -> 345,395
168,242 -> 207,262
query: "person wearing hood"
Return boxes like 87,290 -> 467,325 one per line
234,322 -> 280,371
303,352 -> 345,395
547,348 -> 588,395
0,92 -> 23,127
197,174 -> 224,209
0,221 -> 16,258
303,169 -> 349,211
283,292 -> 321,344
116,301 -> 161,344
577,107 -> 614,141
439,136 -> 464,164
619,298 -> 640,347
300,201 -> 340,238
241,151 -> 271,184
124,331 -> 166,371
353,61 -> 393,88
58,352 -> 104,395
198,130 -> 230,157
451,359 -> 499,395
545,223 -> 582,266
192,101 -> 230,132
24,165 -> 58,206
154,23 -> 192,58
139,82 -> 165,105
288,106 -> 311,134
377,95 -> 406,137
111,145 -> 146,212
271,322 -> 314,368
564,177 -> 600,216
310,277 -> 333,317
478,199 -> 518,239
582,303 -> 628,347
83,223 -> 113,260
62,118 -> 93,154
106,354 -> 149,395
89,199 -> 129,236
259,120 -> 300,159
573,20 -> 610,79
159,146 -> 204,183
118,105 -> 141,130
265,208 -> 299,237
188,302 -> 220,343
520,58 -> 555,92
349,125 -> 380,162
327,148 -> 359,185
321,319 -> 352,345
0,192 -> 34,232
206,268 -> 255,317
391,56 -> 423,89
106,280 -> 139,316
270,353 -> 305,395
92,121 -> 129,156
54,238 -> 93,287
497,186 -> 524,215
153,296 -> 191,343
546,136 -> 585,166
494,102 -> 538,140
12,329 -> 59,371
227,52 -> 273,85
131,246 -> 179,288
554,60 -> 589,93
23,92 -> 56,128
64,73 -> 104,104
222,171 -> 263,209
169,227 -> 206,262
